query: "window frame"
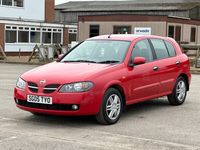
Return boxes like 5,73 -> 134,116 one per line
168,25 -> 174,38
30,31 -> 41,44
130,38 -> 156,65
190,27 -> 197,43
167,24 -> 182,42
113,26 -> 131,34
53,32 -> 62,44
18,30 -> 29,43
42,28 -> 52,44
5,25 -> 63,45
5,30 -> 17,43
89,25 -> 100,38
164,40 -> 177,57
1,0 -> 24,8
18,26 -> 29,43
14,0 -> 24,7
68,28 -> 77,44
149,38 -> 172,60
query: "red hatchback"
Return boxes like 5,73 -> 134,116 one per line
14,35 -> 191,124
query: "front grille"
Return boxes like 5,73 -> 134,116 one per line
28,82 -> 38,93
27,82 -> 60,94
43,84 -> 60,94
16,99 -> 78,111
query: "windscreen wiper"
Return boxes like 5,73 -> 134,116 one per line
63,60 -> 97,63
98,60 -> 120,64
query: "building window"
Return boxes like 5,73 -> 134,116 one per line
18,31 -> 29,43
168,25 -> 181,42
69,34 -> 76,44
6,30 -> 17,43
14,0 -> 23,7
68,28 -> 77,44
2,0 -> 12,6
113,26 -> 131,34
30,32 -> 40,43
168,26 -> 174,38
1,0 -> 23,7
190,27 -> 196,43
53,33 -> 61,44
90,25 -> 99,38
175,26 -> 181,42
5,25 -> 63,45
42,32 -> 51,44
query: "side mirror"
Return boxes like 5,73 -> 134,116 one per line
133,57 -> 146,65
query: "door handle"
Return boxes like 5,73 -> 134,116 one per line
176,61 -> 181,65
153,66 -> 159,71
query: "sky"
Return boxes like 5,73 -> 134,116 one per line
55,0 -> 69,5
55,0 -> 124,5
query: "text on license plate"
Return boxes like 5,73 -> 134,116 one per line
27,95 -> 52,105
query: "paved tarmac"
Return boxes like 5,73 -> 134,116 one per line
0,63 -> 200,150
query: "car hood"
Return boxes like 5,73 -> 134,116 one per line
21,62 -> 115,84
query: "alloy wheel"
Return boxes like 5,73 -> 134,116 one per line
106,94 -> 121,120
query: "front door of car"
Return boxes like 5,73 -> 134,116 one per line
127,39 -> 160,104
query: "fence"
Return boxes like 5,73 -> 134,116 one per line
181,44 -> 200,68
28,44 -> 68,62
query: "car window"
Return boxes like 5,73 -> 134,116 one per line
61,40 -> 130,63
150,39 -> 169,59
165,40 -> 176,57
131,39 -> 153,62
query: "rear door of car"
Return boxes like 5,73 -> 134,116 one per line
149,38 -> 179,95
127,39 -> 160,103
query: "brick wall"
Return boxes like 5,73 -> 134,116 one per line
0,23 -> 5,51
63,27 -> 69,46
45,0 -> 55,23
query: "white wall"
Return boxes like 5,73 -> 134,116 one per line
5,43 -> 37,52
0,0 -> 45,22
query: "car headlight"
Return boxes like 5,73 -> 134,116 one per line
16,77 -> 26,90
59,82 -> 93,93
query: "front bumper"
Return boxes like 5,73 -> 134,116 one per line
14,87 -> 102,116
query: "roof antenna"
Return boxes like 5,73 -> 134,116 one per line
108,34 -> 112,38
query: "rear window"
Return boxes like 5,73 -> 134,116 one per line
150,39 -> 169,59
165,41 -> 176,57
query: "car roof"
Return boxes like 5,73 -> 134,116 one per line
88,34 -> 171,42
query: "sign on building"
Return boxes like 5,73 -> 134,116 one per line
134,27 -> 151,35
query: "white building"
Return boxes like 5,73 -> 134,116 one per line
0,0 -> 77,55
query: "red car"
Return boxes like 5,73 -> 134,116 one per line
14,35 -> 191,124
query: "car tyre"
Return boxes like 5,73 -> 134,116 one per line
168,77 -> 187,105
96,88 -> 122,125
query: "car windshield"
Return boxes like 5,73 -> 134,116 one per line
61,40 -> 130,64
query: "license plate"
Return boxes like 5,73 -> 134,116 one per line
27,95 -> 52,105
